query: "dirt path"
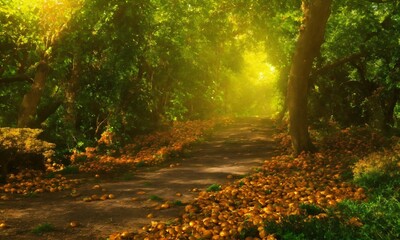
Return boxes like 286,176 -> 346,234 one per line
0,117 -> 277,240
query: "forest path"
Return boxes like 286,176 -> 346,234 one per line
0,117 -> 277,240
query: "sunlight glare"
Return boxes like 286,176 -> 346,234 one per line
225,44 -> 280,117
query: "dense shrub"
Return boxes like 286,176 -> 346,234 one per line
0,128 -> 55,180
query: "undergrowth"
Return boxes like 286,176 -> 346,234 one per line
266,144 -> 400,240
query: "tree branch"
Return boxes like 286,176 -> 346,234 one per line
311,52 -> 365,77
30,100 -> 63,128
368,0 -> 395,3
0,75 -> 34,85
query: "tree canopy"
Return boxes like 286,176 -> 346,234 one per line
1,0 -> 400,154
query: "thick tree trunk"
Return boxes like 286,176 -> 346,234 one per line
287,0 -> 332,155
17,61 -> 49,127
31,100 -> 62,128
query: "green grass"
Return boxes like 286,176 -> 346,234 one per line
264,211 -> 359,240
171,200 -> 184,206
44,172 -> 56,179
31,223 -> 55,235
206,184 -> 221,192
299,203 -> 325,215
117,172 -> 135,181
263,172 -> 400,240
149,195 -> 163,202
338,197 -> 400,239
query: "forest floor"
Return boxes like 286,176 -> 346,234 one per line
0,117 -> 277,240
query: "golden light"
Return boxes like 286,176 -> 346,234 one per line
225,44 -> 280,117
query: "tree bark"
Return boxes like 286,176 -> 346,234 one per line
382,88 -> 399,133
64,55 -> 80,130
17,61 -> 49,127
277,66 -> 290,123
287,0 -> 332,155
31,100 -> 63,128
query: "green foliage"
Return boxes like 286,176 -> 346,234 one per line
239,224 -> 259,239
264,213 -> 359,240
206,184 -> 221,192
171,200 -> 184,206
309,0 -> 400,129
264,169 -> 400,240
0,128 -> 56,178
339,197 -> 400,240
0,128 -> 55,154
0,0 -> 289,153
299,203 -> 325,216
1,0 -> 400,180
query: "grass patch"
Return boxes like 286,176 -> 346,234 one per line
264,212 -> 359,240
32,223 -> 55,235
299,203 -> 325,216
338,197 -> 400,239
44,172 -> 56,179
238,224 -> 259,239
264,171 -> 400,240
238,181 -> 245,187
23,191 -> 38,198
236,173 -> 250,179
171,200 -> 184,206
354,171 -> 400,197
149,195 -> 163,202
206,184 -> 221,192
117,172 -> 135,181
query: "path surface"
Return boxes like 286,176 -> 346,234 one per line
0,117 -> 277,240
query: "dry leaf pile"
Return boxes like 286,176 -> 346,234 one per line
0,120 -> 215,197
74,120 -> 215,173
109,126 -> 389,240
110,154 -> 366,240
0,169 -> 80,197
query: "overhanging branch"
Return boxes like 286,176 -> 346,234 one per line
311,52 -> 365,77
0,75 -> 34,85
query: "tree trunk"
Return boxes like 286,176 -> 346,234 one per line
30,100 -> 62,128
17,61 -> 49,127
287,0 -> 332,155
64,55 -> 80,130
382,88 -> 399,133
277,66 -> 290,123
